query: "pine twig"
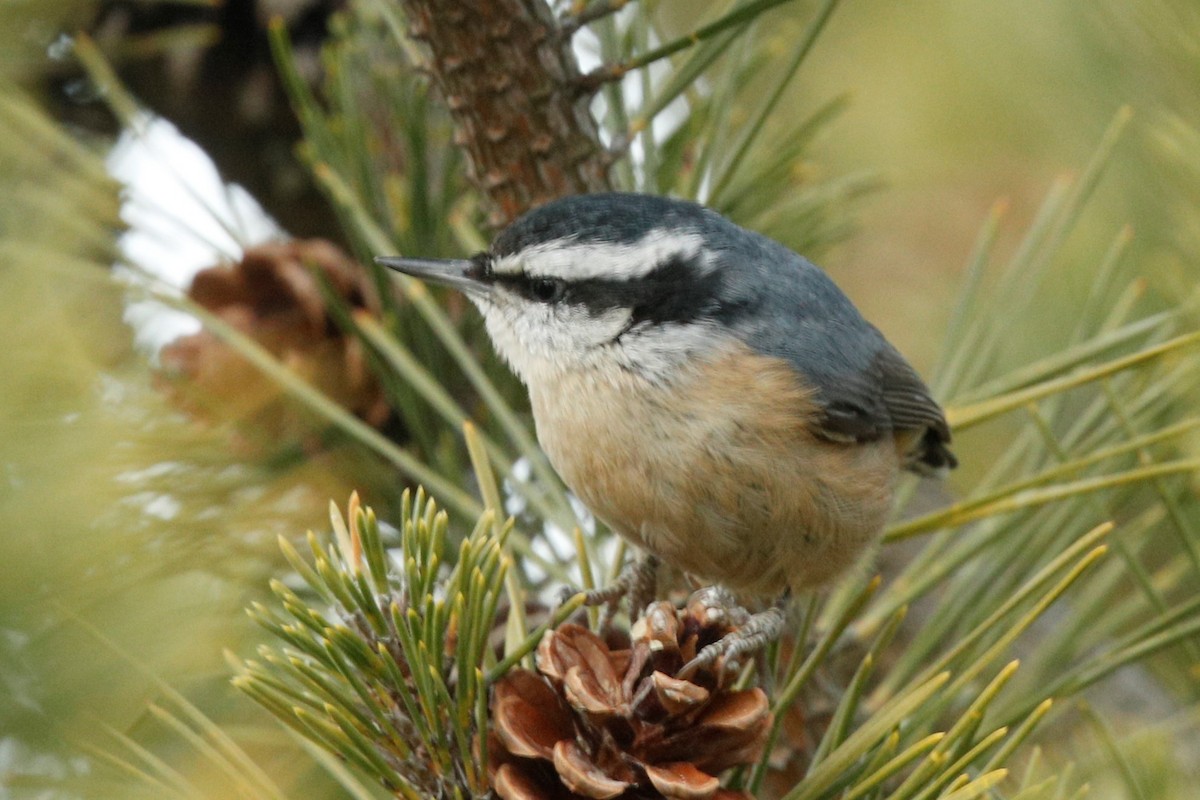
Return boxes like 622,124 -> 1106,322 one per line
400,0 -> 612,227
560,0 -> 635,37
576,0 -> 802,90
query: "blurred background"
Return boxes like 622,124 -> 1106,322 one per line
2,0 -> 1199,798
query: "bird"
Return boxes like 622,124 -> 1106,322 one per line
378,192 -> 954,670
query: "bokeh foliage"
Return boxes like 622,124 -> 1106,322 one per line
3,1 -> 1200,799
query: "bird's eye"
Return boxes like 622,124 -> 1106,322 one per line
529,278 -> 565,303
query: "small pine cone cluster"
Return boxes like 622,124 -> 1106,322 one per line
160,239 -> 390,439
489,590 -> 773,800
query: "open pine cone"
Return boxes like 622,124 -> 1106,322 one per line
489,590 -> 773,800
159,238 -> 390,441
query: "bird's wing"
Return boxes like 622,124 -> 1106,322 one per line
810,339 -> 956,471
722,244 -> 955,471
814,341 -> 941,438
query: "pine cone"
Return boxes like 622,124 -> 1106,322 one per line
159,238 -> 391,440
489,590 -> 772,800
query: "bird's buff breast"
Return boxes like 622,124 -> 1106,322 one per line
528,341 -> 901,597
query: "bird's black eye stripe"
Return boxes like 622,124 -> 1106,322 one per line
492,273 -> 568,304
491,254 -> 735,327
530,277 -> 566,303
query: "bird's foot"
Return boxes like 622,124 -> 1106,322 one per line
677,598 -> 786,681
559,553 -> 660,632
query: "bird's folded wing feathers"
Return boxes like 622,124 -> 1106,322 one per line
811,343 -> 952,452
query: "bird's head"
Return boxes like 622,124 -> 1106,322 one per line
378,193 -> 757,384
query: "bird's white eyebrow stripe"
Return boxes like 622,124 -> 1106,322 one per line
490,229 -> 709,281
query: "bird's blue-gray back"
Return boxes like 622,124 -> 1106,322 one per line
708,220 -> 950,452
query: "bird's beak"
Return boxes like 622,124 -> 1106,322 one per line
374,256 -> 490,298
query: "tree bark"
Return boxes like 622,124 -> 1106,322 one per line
401,0 -> 612,228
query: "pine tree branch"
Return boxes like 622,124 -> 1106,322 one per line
400,0 -> 612,227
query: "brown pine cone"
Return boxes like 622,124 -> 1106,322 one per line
159,238 -> 391,441
488,591 -> 773,800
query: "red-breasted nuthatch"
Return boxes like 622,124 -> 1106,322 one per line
379,193 -> 954,666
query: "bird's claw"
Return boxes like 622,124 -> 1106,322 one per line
677,603 -> 785,680
557,554 -> 660,632
556,584 -> 588,606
